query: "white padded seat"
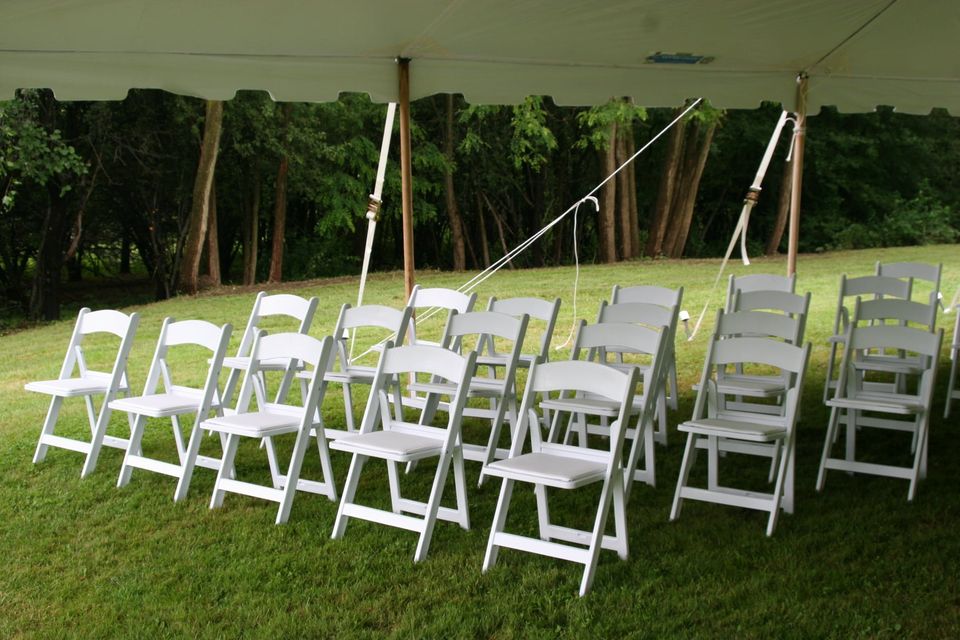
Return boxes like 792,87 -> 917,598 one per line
110,392 -> 206,418
203,410 -> 303,438
25,376 -> 112,398
484,452 -> 606,489
679,418 -> 786,442
331,430 -> 442,461
827,392 -> 925,415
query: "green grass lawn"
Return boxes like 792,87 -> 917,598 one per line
1,245 -> 958,638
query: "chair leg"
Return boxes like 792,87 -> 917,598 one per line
482,478 -> 515,572
580,473 -> 617,597
276,428 -> 313,524
844,410 -> 858,473
655,389 -> 668,446
535,484 -> 551,541
81,404 -> 115,478
816,407 -> 842,492
264,437 -> 283,489
670,433 -> 697,521
908,415 -> 930,502
414,451 -> 454,563
210,434 -> 240,509
823,342 -> 839,403
451,447 -> 470,529
342,383 -> 355,432
611,472 -> 629,560
668,358 -> 679,411
707,436 -> 720,490
766,439 -> 791,537
332,453 -> 368,540
117,414 -> 147,488
33,396 -> 64,464
314,431 -> 338,502
386,460 -> 403,513
945,355 -> 958,419
174,423 -> 207,502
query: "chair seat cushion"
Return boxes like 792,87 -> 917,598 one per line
202,411 -> 301,437
678,418 -> 786,441
322,365 -> 376,384
827,392 -> 924,415
539,396 -> 620,418
714,375 -> 787,397
110,392 -> 203,418
330,430 -> 442,461
222,355 -> 297,371
484,452 -> 606,489
25,377 -> 111,398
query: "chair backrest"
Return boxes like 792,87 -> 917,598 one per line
726,273 -> 795,312
716,309 -> 801,345
360,344 -> 477,441
406,285 -> 477,346
876,261 -> 942,302
142,318 -> 232,408
831,274 -> 912,337
235,331 -> 335,418
441,310 -> 530,360
59,308 -> 140,381
486,296 -> 561,364
234,292 -> 319,360
731,290 -> 811,343
597,300 -> 674,331
855,296 -> 938,332
571,320 -> 663,363
694,313 -> 810,428
331,303 -> 413,370
610,284 -> 682,308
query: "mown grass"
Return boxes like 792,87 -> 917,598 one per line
1,245 -> 958,638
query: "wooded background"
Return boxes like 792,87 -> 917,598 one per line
2,90 -> 958,322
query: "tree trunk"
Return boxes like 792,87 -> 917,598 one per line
242,166 -> 260,286
178,99 -> 224,294
766,154 -> 793,256
476,193 -> 491,268
616,126 -> 633,260
268,103 -> 293,284
206,178 -> 221,285
599,121 -> 618,263
30,191 -> 67,321
646,106 -> 687,257
443,95 -> 467,271
624,130 -> 641,258
120,228 -> 131,274
664,120 -> 716,258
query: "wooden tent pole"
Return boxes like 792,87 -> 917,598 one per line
398,58 -> 416,300
787,74 -> 808,277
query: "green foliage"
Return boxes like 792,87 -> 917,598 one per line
575,97 -> 647,150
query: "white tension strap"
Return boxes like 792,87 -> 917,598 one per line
687,109 -> 798,340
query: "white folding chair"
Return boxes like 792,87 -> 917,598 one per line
725,273 -> 796,313
670,318 -> 811,537
611,284 -> 683,414
204,333 -> 337,524
412,310 -> 527,481
220,292 -> 319,411
482,357 -> 659,597
817,300 -> 942,501
27,308 -> 140,478
479,296 -> 560,368
542,319 -> 668,489
946,305 -> 960,419
823,274 -> 912,402
595,299 -> 678,445
322,303 -> 413,435
331,344 -> 477,562
110,318 -> 232,501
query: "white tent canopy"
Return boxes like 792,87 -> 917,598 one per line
1,0 -> 957,113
